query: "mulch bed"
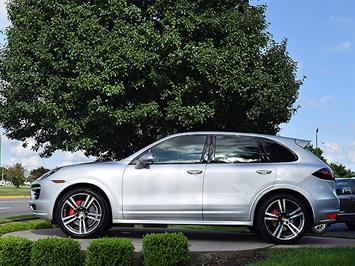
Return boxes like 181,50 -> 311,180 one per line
134,250 -> 263,266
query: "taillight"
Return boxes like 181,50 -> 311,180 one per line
312,167 -> 334,181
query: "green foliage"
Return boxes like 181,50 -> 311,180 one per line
5,163 -> 25,187
142,232 -> 190,266
0,186 -> 29,196
0,167 -> 7,180
0,0 -> 302,159
250,247 -> 355,266
329,163 -> 354,178
86,238 -> 134,266
0,237 -> 32,266
31,238 -> 81,266
306,145 -> 327,163
29,166 -> 50,182
306,145 -> 354,177
0,220 -> 53,235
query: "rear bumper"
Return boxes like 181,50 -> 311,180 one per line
336,213 -> 355,223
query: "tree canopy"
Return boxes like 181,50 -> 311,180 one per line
0,0 -> 302,159
29,166 -> 50,182
6,162 -> 25,187
307,145 -> 354,178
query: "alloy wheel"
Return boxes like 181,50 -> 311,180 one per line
264,198 -> 305,241
60,192 -> 102,235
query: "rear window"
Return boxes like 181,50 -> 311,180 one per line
260,138 -> 298,163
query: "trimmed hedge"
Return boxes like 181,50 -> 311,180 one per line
0,236 -> 32,266
31,238 -> 81,266
86,238 -> 134,266
142,233 -> 190,266
0,220 -> 53,235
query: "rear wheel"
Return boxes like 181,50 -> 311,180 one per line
256,193 -> 309,244
56,187 -> 110,238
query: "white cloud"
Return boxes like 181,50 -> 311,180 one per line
323,141 -> 355,166
0,0 -> 10,29
327,41 -> 352,52
303,95 -> 334,108
319,96 -> 334,103
330,16 -> 354,27
4,138 -> 42,169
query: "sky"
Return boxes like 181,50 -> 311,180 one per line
0,0 -> 354,170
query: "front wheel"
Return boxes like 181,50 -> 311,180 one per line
56,187 -> 111,238
256,193 -> 309,244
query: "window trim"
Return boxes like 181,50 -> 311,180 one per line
129,134 -> 210,165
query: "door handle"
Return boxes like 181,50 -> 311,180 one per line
187,170 -> 203,175
256,170 -> 272,175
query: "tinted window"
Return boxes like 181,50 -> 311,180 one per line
213,135 -> 262,163
336,180 -> 353,195
261,138 -> 297,162
149,135 -> 207,164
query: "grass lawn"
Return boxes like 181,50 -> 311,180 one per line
0,215 -> 37,224
250,247 -> 355,266
0,186 -> 30,196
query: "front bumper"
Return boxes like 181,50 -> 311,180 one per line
29,179 -> 61,221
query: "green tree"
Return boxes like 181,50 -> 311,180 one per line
29,167 -> 50,182
6,163 -> 25,187
306,145 -> 328,164
0,0 -> 302,159
0,167 -> 7,180
307,145 -> 354,178
329,163 -> 354,178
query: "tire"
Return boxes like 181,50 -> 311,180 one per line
346,222 -> 355,230
55,187 -> 111,238
310,223 -> 328,234
255,193 -> 310,244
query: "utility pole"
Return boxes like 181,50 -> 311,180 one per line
315,128 -> 319,149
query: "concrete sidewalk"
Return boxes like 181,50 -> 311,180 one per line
5,227 -> 355,252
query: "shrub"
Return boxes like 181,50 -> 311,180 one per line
0,220 -> 54,235
142,233 -> 190,266
86,238 -> 134,266
31,238 -> 81,266
0,237 -> 32,266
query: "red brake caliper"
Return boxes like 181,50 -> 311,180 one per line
271,208 -> 280,227
68,199 -> 82,216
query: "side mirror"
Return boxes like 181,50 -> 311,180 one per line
135,152 -> 154,169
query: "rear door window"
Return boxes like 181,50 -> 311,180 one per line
213,135 -> 263,163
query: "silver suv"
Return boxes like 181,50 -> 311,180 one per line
30,132 -> 339,244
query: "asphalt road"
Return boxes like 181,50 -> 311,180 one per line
0,198 -> 31,217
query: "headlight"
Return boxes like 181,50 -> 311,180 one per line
37,167 -> 61,181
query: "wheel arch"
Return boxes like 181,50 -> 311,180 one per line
252,188 -> 314,227
52,183 -> 113,224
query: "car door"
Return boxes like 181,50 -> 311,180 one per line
336,180 -> 355,213
203,135 -> 276,221
122,134 -> 208,221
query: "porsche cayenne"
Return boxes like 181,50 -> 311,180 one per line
30,132 -> 339,244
